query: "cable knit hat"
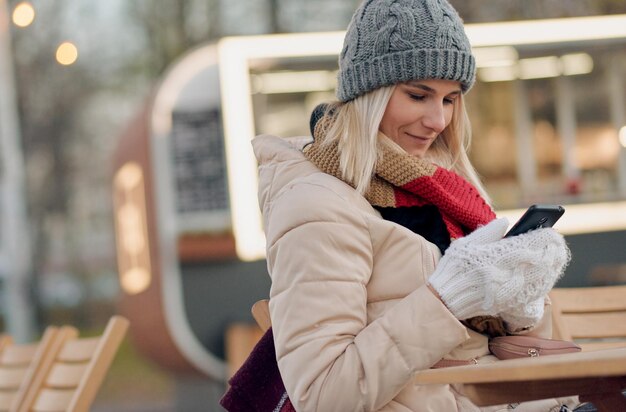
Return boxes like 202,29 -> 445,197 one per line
337,0 -> 476,102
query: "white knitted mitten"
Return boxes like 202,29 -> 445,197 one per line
500,297 -> 545,332
428,218 -> 570,321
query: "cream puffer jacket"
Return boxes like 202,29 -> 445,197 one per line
253,134 -> 579,412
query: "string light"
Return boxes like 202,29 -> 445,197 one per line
12,2 -> 35,28
55,42 -> 78,66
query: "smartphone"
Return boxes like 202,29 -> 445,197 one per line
504,204 -> 565,237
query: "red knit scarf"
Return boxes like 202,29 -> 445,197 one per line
304,113 -> 496,240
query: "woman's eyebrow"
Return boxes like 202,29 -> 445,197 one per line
406,81 -> 462,95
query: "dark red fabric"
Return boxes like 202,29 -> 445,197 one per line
220,328 -> 288,412
280,399 -> 296,411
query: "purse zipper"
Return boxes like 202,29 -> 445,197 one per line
527,348 -> 539,357
494,341 -> 542,357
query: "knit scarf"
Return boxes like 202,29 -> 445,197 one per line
304,110 -> 496,243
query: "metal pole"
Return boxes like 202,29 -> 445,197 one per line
0,0 -> 36,342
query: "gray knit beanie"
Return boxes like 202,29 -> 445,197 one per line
337,0 -> 476,102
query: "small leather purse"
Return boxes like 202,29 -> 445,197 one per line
489,335 -> 582,360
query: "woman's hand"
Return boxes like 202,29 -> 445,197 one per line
428,218 -> 570,321
499,297 -> 545,332
500,297 -> 546,333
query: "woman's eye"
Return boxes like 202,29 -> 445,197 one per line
408,93 -> 425,101
444,97 -> 456,105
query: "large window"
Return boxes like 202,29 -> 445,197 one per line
467,45 -> 626,209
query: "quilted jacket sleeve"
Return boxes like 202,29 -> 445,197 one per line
265,179 -> 470,412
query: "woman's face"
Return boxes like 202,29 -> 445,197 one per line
379,79 -> 461,158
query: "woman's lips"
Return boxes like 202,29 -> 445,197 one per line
405,132 -> 432,142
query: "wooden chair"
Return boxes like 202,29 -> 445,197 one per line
0,328 -> 60,412
223,301 -> 271,379
550,284 -> 626,351
225,324 -> 264,379
251,300 -> 271,333
252,289 -> 626,412
16,315 -> 129,412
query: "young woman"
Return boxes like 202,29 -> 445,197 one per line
224,0 -> 581,410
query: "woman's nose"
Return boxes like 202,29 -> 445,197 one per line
421,103 -> 447,133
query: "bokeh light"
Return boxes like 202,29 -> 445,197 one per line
12,1 -> 35,27
55,42 -> 78,65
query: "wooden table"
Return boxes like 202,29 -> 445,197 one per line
414,347 -> 626,411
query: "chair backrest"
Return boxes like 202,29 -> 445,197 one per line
0,327 -> 61,412
550,285 -> 626,351
251,299 -> 271,333
17,316 -> 129,412
223,300 -> 271,379
225,324 -> 265,379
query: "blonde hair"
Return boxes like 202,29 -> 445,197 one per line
321,85 -> 491,203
